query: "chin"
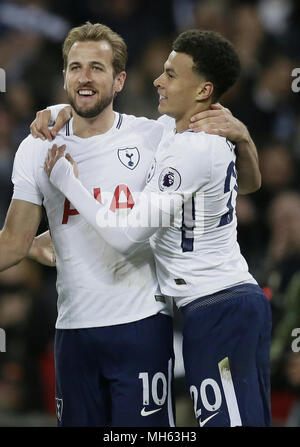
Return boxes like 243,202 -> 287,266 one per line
158,104 -> 167,115
77,108 -> 101,119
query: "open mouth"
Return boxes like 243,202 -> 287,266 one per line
77,89 -> 96,98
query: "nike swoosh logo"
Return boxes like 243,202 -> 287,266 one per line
199,412 -> 219,427
141,407 -> 162,416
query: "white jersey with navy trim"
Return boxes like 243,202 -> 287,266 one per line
146,129 -> 256,306
12,112 -> 173,328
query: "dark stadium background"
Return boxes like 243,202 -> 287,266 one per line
0,0 -> 299,427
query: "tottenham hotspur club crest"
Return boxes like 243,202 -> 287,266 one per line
118,147 -> 140,170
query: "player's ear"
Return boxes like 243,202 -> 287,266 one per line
114,71 -> 126,93
196,81 -> 214,101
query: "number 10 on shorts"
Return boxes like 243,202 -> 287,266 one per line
139,371 -> 167,406
190,356 -> 242,427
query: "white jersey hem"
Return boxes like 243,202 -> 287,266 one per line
172,278 -> 257,308
55,307 -> 172,329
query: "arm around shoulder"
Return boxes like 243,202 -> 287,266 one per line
235,126 -> 261,194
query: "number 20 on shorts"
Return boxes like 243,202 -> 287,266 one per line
190,356 -> 242,427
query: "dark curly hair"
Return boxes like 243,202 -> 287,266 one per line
172,30 -> 241,101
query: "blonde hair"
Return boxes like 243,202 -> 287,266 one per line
63,22 -> 127,76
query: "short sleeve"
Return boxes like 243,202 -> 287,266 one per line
156,114 -> 175,131
12,136 -> 43,206
46,104 -> 69,125
138,118 -> 165,154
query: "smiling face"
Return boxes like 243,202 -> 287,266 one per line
64,40 -> 125,119
153,51 -> 213,128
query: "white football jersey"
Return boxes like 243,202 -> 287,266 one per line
146,129 -> 256,307
12,112 -> 173,328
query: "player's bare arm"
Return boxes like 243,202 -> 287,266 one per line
190,103 -> 261,194
0,199 -> 42,271
28,230 -> 56,267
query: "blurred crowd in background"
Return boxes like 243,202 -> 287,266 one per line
0,0 -> 299,427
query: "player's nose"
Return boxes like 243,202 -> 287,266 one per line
78,68 -> 92,84
153,73 -> 163,88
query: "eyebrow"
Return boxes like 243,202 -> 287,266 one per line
69,61 -> 106,68
164,65 -> 177,76
90,61 -> 106,67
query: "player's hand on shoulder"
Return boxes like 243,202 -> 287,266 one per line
30,109 -> 53,141
30,105 -> 73,142
189,103 -> 249,144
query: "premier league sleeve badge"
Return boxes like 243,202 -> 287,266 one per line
158,167 -> 181,192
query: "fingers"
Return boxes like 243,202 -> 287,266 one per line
65,153 -> 74,164
190,103 -> 233,124
189,115 -> 232,135
52,106 -> 72,136
49,144 -> 66,156
30,122 -> 53,141
44,144 -> 66,177
50,129 -> 57,140
30,106 -> 73,142
190,115 -> 246,143
30,109 -> 53,141
52,106 -> 73,135
65,153 -> 79,178
191,126 -> 227,136
210,103 -> 232,115
190,110 -> 220,122
190,109 -> 229,124
210,103 -> 223,110
44,153 -> 51,177
190,116 -> 229,126
30,125 -> 49,141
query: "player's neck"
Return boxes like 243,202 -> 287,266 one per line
175,103 -> 211,133
72,106 -> 116,138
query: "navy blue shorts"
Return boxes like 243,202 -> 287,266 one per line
181,283 -> 272,427
54,313 -> 175,427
